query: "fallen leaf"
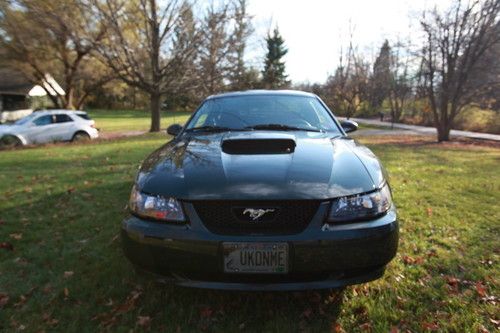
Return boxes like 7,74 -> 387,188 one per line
64,271 -> 74,278
43,313 -> 59,326
67,187 -> 76,194
200,306 -> 213,318
114,290 -> 141,314
421,322 -> 439,331
13,295 -> 27,308
331,322 -> 345,333
301,308 -> 313,319
42,284 -> 52,294
445,276 -> 460,287
402,255 -> 423,265
64,288 -> 69,297
480,295 -> 497,304
477,325 -> 489,333
426,207 -> 433,217
9,233 -> 22,240
359,322 -> 372,331
0,293 -> 9,308
137,316 -> 151,327
475,282 -> 487,297
426,249 -> 438,258
0,242 -> 14,251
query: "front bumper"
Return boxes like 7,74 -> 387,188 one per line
121,202 -> 398,291
88,127 -> 99,139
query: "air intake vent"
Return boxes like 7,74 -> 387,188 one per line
222,139 -> 296,154
192,200 -> 320,235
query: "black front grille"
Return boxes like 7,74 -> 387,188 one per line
191,200 -> 321,235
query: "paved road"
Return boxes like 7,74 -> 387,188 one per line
340,117 -> 500,141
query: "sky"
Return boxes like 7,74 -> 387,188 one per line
246,0 -> 450,83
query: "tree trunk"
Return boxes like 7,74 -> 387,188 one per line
65,87 -> 75,109
437,122 -> 450,142
150,92 -> 161,132
148,0 -> 161,133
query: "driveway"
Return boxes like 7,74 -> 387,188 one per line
341,117 -> 500,141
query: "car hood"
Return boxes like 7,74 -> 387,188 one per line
0,124 -> 21,135
136,131 -> 386,200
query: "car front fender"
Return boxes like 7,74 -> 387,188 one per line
0,133 -> 27,145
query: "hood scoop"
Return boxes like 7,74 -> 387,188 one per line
222,138 -> 296,155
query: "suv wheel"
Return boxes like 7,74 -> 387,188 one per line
0,135 -> 22,149
72,131 -> 90,142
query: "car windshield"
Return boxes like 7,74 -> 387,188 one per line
186,95 -> 341,133
14,113 -> 38,125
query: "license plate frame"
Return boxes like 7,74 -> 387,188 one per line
222,242 -> 288,274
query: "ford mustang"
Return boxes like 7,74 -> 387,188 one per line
122,90 -> 398,290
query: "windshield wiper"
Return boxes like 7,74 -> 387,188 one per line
185,125 -> 235,132
245,124 -> 323,132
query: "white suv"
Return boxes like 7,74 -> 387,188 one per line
0,110 -> 99,147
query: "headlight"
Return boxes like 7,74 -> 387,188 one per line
327,184 -> 392,223
129,185 -> 186,222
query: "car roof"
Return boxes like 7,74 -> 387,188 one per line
206,90 -> 317,100
31,109 -> 87,116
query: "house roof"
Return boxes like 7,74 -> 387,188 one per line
0,68 -> 65,96
0,68 -> 34,96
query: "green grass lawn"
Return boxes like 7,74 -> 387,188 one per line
87,109 -> 192,133
0,135 -> 498,332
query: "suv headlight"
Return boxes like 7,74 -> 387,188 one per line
327,184 -> 392,223
129,185 -> 186,222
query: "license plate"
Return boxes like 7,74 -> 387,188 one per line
223,242 -> 288,274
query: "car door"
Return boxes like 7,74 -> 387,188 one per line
52,114 -> 76,141
29,115 -> 58,144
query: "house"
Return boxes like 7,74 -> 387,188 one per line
0,68 -> 65,112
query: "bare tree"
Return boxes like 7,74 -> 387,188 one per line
420,0 -> 500,141
325,41 -> 369,118
94,0 -> 200,132
197,3 -> 233,95
388,41 -> 412,124
464,23 -> 500,110
0,0 -> 111,109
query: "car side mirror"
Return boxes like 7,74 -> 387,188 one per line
167,124 -> 183,136
340,120 -> 358,133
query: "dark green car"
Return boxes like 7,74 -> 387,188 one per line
122,90 -> 398,290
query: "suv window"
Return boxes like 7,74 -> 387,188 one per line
55,114 -> 73,123
33,115 -> 53,126
76,113 -> 91,120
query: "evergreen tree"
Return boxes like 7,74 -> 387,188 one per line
370,40 -> 393,109
261,27 -> 289,89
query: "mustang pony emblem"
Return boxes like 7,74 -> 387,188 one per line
243,208 -> 275,221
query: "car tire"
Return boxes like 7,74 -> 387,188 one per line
0,135 -> 23,149
72,131 -> 90,142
